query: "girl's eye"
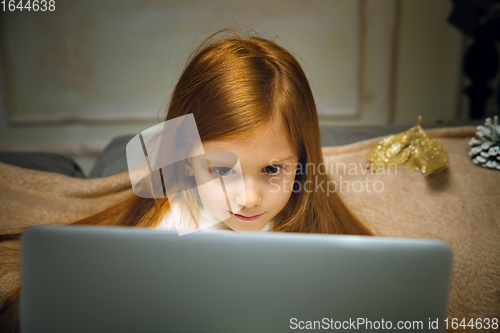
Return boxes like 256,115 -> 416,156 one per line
263,164 -> 283,175
212,167 -> 235,177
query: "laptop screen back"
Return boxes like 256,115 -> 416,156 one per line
20,226 -> 452,333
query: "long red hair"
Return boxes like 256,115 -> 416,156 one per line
0,28 -> 372,321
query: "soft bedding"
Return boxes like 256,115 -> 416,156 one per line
0,126 -> 498,332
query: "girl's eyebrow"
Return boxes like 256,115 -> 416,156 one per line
206,155 -> 294,167
269,156 -> 294,164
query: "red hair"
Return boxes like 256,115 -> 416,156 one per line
0,28 -> 372,319
65,29 -> 372,234
163,29 -> 372,234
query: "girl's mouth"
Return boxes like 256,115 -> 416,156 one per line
229,211 -> 265,222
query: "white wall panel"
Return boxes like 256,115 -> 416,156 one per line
0,0 -> 463,176
2,0 -> 362,122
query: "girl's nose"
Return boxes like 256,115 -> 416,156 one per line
236,179 -> 261,207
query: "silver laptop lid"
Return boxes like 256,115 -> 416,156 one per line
20,226 -> 452,333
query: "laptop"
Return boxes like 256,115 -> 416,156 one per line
20,225 -> 452,333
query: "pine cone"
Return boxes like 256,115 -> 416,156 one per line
469,115 -> 500,170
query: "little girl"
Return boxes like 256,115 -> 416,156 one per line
0,28 -> 372,322
123,28 -> 373,235
146,111 -> 301,234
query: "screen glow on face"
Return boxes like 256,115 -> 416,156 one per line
188,126 -> 298,232
127,114 -> 246,235
126,114 -> 299,234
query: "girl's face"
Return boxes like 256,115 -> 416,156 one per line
187,125 -> 298,231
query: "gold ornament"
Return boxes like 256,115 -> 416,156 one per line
366,116 -> 449,176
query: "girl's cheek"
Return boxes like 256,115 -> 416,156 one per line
289,177 -> 296,193
195,181 -> 233,221
264,175 -> 290,194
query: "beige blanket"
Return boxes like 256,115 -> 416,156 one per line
1,126 -> 499,330
322,126 -> 500,323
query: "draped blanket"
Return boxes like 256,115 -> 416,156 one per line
322,126 -> 500,324
1,126 -> 499,332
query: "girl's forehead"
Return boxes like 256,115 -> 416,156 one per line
189,127 -> 296,165
205,127 -> 293,154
